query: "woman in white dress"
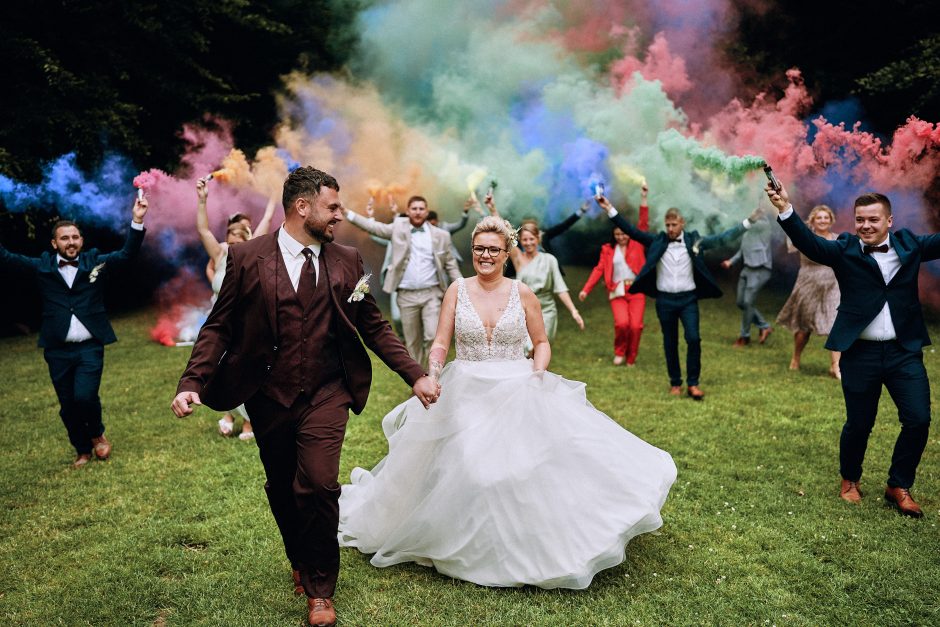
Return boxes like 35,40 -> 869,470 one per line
337,216 -> 677,589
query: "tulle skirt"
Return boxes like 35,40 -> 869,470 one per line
337,359 -> 677,589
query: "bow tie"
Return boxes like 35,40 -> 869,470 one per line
863,244 -> 889,254
668,237 -> 683,244
58,259 -> 79,268
411,226 -> 423,233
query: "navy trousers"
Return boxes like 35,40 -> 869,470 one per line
839,340 -> 931,489
43,340 -> 106,455
655,291 -> 701,387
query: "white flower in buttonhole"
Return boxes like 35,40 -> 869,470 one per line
347,273 -> 372,303
89,263 -> 106,283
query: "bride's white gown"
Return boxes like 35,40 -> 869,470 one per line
337,278 -> 677,589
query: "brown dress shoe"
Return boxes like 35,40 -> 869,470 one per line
73,454 -> 92,468
669,386 -> 682,396
687,385 -> 705,400
307,597 -> 336,627
732,337 -> 750,347
91,435 -> 111,460
292,569 -> 304,596
884,486 -> 924,518
840,479 -> 862,503
758,326 -> 773,344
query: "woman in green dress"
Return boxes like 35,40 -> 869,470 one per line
513,223 -> 585,349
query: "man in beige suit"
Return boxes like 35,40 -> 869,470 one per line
346,195 -> 462,368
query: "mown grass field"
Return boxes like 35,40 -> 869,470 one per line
1,267 -> 939,626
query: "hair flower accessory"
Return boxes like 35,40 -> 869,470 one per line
347,273 -> 371,303
89,263 -> 106,283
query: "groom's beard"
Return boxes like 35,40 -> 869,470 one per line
304,219 -> 335,243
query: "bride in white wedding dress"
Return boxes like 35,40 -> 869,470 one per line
337,216 -> 676,589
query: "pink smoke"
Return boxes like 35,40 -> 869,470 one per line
611,31 -> 693,100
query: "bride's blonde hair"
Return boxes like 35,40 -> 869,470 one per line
471,215 -> 518,250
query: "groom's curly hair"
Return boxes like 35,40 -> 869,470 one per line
282,166 -> 340,214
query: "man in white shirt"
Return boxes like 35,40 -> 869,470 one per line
346,196 -> 462,368
768,185 -> 940,518
598,195 -> 756,400
0,196 -> 149,467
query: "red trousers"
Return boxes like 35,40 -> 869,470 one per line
610,293 -> 646,364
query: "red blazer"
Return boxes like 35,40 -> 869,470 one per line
582,203 -> 648,296
176,232 -> 425,415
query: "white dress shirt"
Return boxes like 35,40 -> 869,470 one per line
611,245 -> 635,284
858,237 -> 900,341
398,222 -> 438,290
278,227 -> 321,290
656,236 -> 697,293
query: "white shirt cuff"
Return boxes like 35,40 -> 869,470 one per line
742,218 -> 751,229
778,205 -> 794,220
130,221 -> 144,230
606,207 -> 618,219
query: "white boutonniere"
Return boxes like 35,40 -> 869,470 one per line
347,273 -> 371,303
88,263 -> 106,283
691,238 -> 702,256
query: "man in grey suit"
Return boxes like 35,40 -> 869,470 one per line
721,209 -> 774,346
346,195 -> 462,368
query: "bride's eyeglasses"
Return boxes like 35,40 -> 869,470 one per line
471,245 -> 507,257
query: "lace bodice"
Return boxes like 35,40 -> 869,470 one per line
455,278 -> 526,361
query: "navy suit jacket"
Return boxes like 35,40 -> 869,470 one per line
778,211 -> 940,352
0,226 -> 145,348
610,212 -> 746,299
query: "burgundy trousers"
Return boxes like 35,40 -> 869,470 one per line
245,378 -> 352,598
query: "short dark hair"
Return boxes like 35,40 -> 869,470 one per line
227,212 -> 251,226
854,192 -> 892,216
51,220 -> 81,238
406,195 -> 427,209
282,166 -> 339,214
427,210 -> 439,221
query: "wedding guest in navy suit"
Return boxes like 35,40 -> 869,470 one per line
0,196 -> 148,467
597,194 -> 759,400
768,183 -> 940,517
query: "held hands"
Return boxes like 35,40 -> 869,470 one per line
132,196 -> 149,223
171,391 -> 202,417
413,375 -> 441,410
765,183 -> 790,213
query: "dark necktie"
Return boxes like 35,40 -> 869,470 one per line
58,259 -> 79,268
297,248 -> 317,306
863,244 -> 889,254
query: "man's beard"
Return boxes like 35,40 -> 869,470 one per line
304,220 -> 334,243
58,246 -> 80,260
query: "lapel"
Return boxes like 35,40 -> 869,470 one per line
321,243 -> 355,330
849,234 -> 886,283
47,253 -> 75,290
890,231 -> 911,267
257,236 -> 280,334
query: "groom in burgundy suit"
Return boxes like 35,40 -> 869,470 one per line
171,166 -> 439,627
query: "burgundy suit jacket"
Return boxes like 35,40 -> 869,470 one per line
176,232 -> 425,414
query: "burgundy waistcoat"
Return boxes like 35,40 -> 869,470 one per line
261,250 -> 343,407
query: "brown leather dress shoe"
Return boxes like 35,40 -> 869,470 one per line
732,336 -> 750,347
308,597 -> 336,627
292,569 -> 304,596
687,385 -> 705,400
91,435 -> 111,460
758,326 -> 773,344
840,479 -> 862,503
72,454 -> 92,468
884,486 -> 924,518
669,386 -> 682,396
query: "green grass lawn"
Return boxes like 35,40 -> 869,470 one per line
1,267 -> 939,626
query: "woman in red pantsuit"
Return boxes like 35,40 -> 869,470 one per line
579,185 -> 649,365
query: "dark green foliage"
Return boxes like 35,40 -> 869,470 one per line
0,0 -> 363,181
